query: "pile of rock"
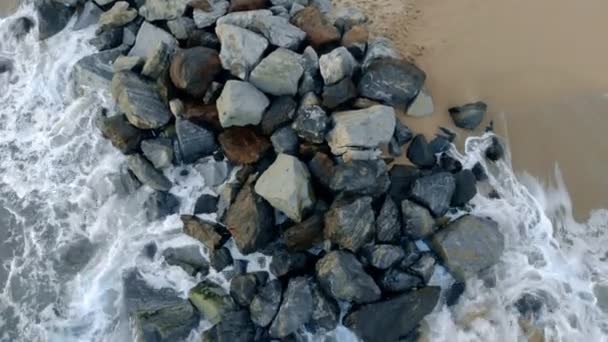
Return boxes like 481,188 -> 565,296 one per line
38,0 -> 506,340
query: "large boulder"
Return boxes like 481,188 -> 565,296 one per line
326,105 -> 396,157
290,6 -> 340,49
255,154 -> 315,222
319,47 -> 356,85
129,22 -> 178,58
324,197 -> 375,252
181,215 -> 229,251
170,47 -> 222,98
330,159 -> 390,197
250,48 -> 303,96
98,114 -> 143,155
215,24 -> 268,79
269,277 -> 313,338
292,105 -> 329,144
193,0 -> 229,28
188,280 -> 238,325
36,0 -> 74,40
345,287 -> 441,341
431,215 -> 505,281
449,101 -> 487,130
201,309 -> 256,342
358,58 -> 426,108
401,200 -> 435,238
176,118 -> 218,163
72,47 -> 126,95
97,1 -> 137,33
376,196 -> 401,243
127,155 -> 172,191
410,172 -> 456,217
250,279 -> 282,327
217,80 -> 270,127
316,251 -> 381,303
218,127 -> 271,164
139,0 -> 189,21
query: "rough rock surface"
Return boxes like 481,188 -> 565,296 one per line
283,214 -> 324,251
219,127 -> 271,164
362,244 -> 405,270
230,272 -> 266,307
269,277 -> 313,338
127,155 -> 172,192
401,200 -> 435,238
98,114 -> 143,155
324,196 -> 375,252
308,282 -> 339,333
290,6 -> 340,49
188,280 -> 238,325
330,159 -> 390,197
407,87 -> 434,117
215,24 -> 268,79
322,78 -> 357,109
316,251 -> 381,303
407,134 -> 436,168
319,47 -> 356,85
376,197 -> 401,243
449,101 -> 487,130
451,169 -> 477,206
362,37 -> 401,69
270,126 -> 299,155
170,47 -> 222,97
260,96 -> 297,135
217,80 -> 270,127
97,2 -> 137,33
181,215 -> 229,251
358,58 -> 426,108
341,25 -> 368,59
193,0 -> 229,28
250,279 -> 282,327
201,309 -> 255,342
250,48 -> 304,96
73,47 -> 126,95
292,105 -> 328,144
129,22 -> 178,58
210,247 -> 233,271
380,268 -> 423,293
162,245 -> 209,276
141,138 -> 173,169
176,118 -> 218,164
167,17 -> 196,39
410,172 -> 456,217
139,0 -> 189,21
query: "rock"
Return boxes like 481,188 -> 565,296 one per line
269,249 -> 309,277
176,118 -> 218,163
431,215 -> 505,281
440,154 -> 463,173
90,28 -> 122,51
201,309 -> 256,342
300,92 -> 321,107
230,272 -> 267,307
290,6 -> 340,49
291,105 -> 328,144
94,0 -> 117,5
400,241 -> 422,269
97,2 -> 137,34
139,0 -> 189,21
112,55 -> 144,72
472,162 -> 487,181
193,0 -> 229,28
362,37 -> 401,69
98,114 -> 143,154
123,269 -> 198,341
129,22 -> 178,58
210,247 -> 233,271
410,172 -> 456,217
182,215 -> 229,251
319,47 -> 356,85
409,252 -> 436,283
181,102 -> 221,131
127,155 -> 172,191
389,165 -> 421,202
376,197 -> 401,243
429,135 -> 451,155
316,251 -> 381,303
216,9 -> 272,27
333,6 -> 368,31
307,282 -> 339,333
170,46 -> 221,98
345,287 -> 440,341
9,17 -> 35,40
250,49 -> 303,96
446,282 -> 465,306
229,0 -> 268,11
219,127 -> 271,164
324,196 -> 375,252
260,96 -> 297,135
111,71 -> 172,129
269,277 -> 313,338
330,159 -> 390,197
451,169 -> 477,207
215,24 -> 268,79
224,182 -> 275,254
271,126 -> 299,155
283,214 -> 324,251
407,87 -> 434,117
394,119 -> 413,146
401,200 -> 435,239
271,0 -> 307,9
166,17 -> 195,40
194,194 -> 219,214
143,191 -> 180,221
162,245 -> 209,276
36,0 -> 74,41
217,80 -> 269,127
322,78 -> 357,109
73,47 -> 126,95
250,279 -> 282,327
341,25 -> 368,59
449,101 -> 487,130
255,154 -> 315,222
307,152 -> 335,188
141,41 -> 173,79
122,19 -> 140,46
380,268 -> 423,293
299,46 -> 322,95
141,138 -> 173,169
188,280 -> 238,325
485,136 -> 504,161
362,244 -> 405,270
407,134 -> 436,168
252,15 -> 307,50
110,164 -> 142,197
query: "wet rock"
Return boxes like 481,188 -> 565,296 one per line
36,0 -> 74,40
333,6 -> 368,32
176,118 -> 218,163
410,172 -> 456,217
514,293 -> 544,319
326,105 -> 396,157
307,152 -> 335,188
307,282 -> 339,333
316,251 -> 381,303
362,37 -> 401,69
143,191 -> 180,221
170,47 -> 221,97
194,194 -> 219,214
55,236 -> 96,275
409,252 -> 436,283
376,197 -> 401,243
188,280 -> 238,325
141,138 -> 173,169
429,135 -> 451,154
330,159 -> 390,197
407,134 -> 436,168
319,47 -> 356,85
440,154 -> 463,174
113,55 -> 144,72
129,22 -> 178,58
407,87 -> 434,117
449,101 -> 487,130
283,214 -> 324,251
193,0 -> 229,28
122,19 -> 140,46
291,105 -> 328,144
431,215 -> 505,281
162,245 -> 209,276
362,244 -> 405,270
290,6 -> 340,49
210,247 -> 233,271
359,58 -> 426,108
252,15 -> 307,50
182,215 -> 229,251
345,287 -> 440,341
269,249 -> 309,277
271,126 -> 299,155
215,24 -> 268,79
451,169 -> 477,207
230,272 -> 267,307
73,47 -> 126,94
379,268 -> 423,293
9,16 -> 35,40
250,48 -> 303,96
127,155 -> 172,191
341,25 -> 368,59
139,0 -> 189,21
98,114 -> 143,155
260,96 -> 297,135
250,279 -> 282,327
218,127 -> 271,164
322,78 -> 357,109
142,242 -> 158,259
90,27 -> 122,51
389,165 -> 420,202
472,162 -> 487,181
224,182 -> 275,254
446,282 -> 466,306
401,200 -> 435,239
269,277 -> 313,338
324,196 -> 375,252
97,2 -> 137,34
217,80 -> 270,127
141,41 -> 173,80
400,241 -> 422,269
181,102 -> 221,131
395,118 -> 414,144
201,309 -> 256,342
485,136 -> 505,161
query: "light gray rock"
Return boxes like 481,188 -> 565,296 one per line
127,155 -> 172,191
193,0 -> 229,28
333,6 -> 368,31
251,15 -> 306,50
74,1 -> 103,31
141,138 -> 173,169
122,20 -> 140,47
167,17 -> 196,40
271,126 -> 299,155
90,28 -> 123,51
250,48 -> 303,96
362,37 -> 401,69
401,199 -> 435,238
324,196 -> 375,252
289,2 -> 305,16
271,0 -> 307,9
112,55 -> 144,72
250,279 -> 282,327
215,24 -> 268,80
141,41 -> 174,79
410,172 -> 456,217
97,1 -> 137,33
407,86 -> 434,117
217,80 -> 269,127
139,0 -> 189,21
269,277 -> 313,338
319,47 -> 356,85
195,159 -> 229,188
73,46 -> 126,95
216,9 -> 272,27
129,22 -> 178,58
255,154 -> 315,222
310,0 -> 332,14
176,119 -> 217,163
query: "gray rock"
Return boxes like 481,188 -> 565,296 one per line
269,249 -> 308,278
129,22 -> 178,58
308,282 -> 339,333
201,309 -> 256,342
319,47 -> 356,85
182,215 -> 229,251
322,78 -> 357,109
316,251 -> 381,303
111,164 -> 142,197
485,136 -> 505,161
301,46 -> 320,73
210,247 -> 233,271
127,154 -> 172,191
141,138 -> 173,169
97,1 -> 137,33
345,287 -> 440,341
111,71 -> 172,129
195,159 -> 229,188
376,197 -> 401,243
250,48 -> 304,96
73,46 -> 126,95
194,194 -> 218,214
9,17 -> 34,40
251,15 -> 306,50
410,172 -> 456,217
269,277 -> 313,338
380,268 -> 423,293
176,118 -> 217,164
449,101 -> 487,130
170,47 -> 222,98
407,134 -> 436,168
362,37 -> 401,69
358,58 -> 426,108
271,126 -> 299,155
250,279 -> 282,327
230,272 -> 267,307
162,245 -> 209,276
255,154 -> 315,222
401,200 -> 435,238
217,80 -> 270,127
98,114 -> 143,155
310,0 -> 331,14
215,24 -> 269,80
431,215 -> 505,282
188,280 -> 238,325
290,3 -> 305,17
307,152 -> 335,189
407,86 -> 434,117
451,169 -> 477,207
73,1 -> 102,31
167,17 -> 196,40
394,119 -> 413,145
94,0 -> 117,5
141,41 -> 173,79
409,252 -> 436,283
139,0 -> 189,21
216,9 -> 272,27
362,244 -> 405,270
112,55 -> 144,72
326,105 -> 396,157
270,0 -> 307,9
270,5 -> 289,17
291,105 -> 328,144
324,197 -> 375,252
122,19 -> 140,46
283,214 -> 324,251
36,0 -> 74,41
333,6 -> 368,31
330,159 -> 390,197
260,96 -> 297,135
193,0 -> 229,28
143,191 -> 179,221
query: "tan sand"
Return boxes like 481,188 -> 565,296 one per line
0,0 -> 20,17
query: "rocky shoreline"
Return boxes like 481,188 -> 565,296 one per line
12,0 -> 505,341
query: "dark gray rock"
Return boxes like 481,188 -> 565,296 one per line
260,96 -> 297,135
269,277 -> 313,338
440,154 -> 463,173
449,101 -> 487,130
451,169 -> 477,207
407,134 -> 436,168
410,172 -> 456,217
472,162 -> 487,181
142,41 -> 174,79
307,282 -> 339,333
446,282 -> 465,306
358,58 -> 426,108
250,279 -> 282,327
291,105 -> 328,144
324,196 -> 375,253
389,165 -> 421,202
401,200 -> 435,239
408,252 -> 436,283
322,78 -> 357,109
307,152 -> 335,189
316,250 -> 381,303
90,28 -> 122,51
485,136 -> 505,161
143,191 -> 180,221
194,194 -> 219,214
127,155 -> 172,192
98,114 -> 143,155
210,247 -> 233,271
186,30 -> 221,50
344,287 -> 440,341
176,118 -> 218,164
376,196 -> 402,243
129,22 -> 178,58
181,215 -> 229,252
362,244 -> 405,270
74,1 -> 102,31
201,309 -> 255,342
73,46 -> 126,95
362,37 -> 401,69
430,135 -> 451,154
271,126 -> 299,155
36,0 -> 74,41
379,268 -> 423,293
400,240 -> 423,269
188,281 -> 238,325
141,138 -> 173,170
9,16 -> 35,40
230,272 -> 267,307
330,159 -> 390,197
162,245 -> 209,276
269,249 -> 308,278
394,119 -> 413,145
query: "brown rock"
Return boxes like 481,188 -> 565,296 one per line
291,6 -> 340,49
219,127 -> 271,164
183,101 -> 222,131
189,0 -> 212,11
170,47 -> 222,97
341,25 -> 368,59
98,114 -> 144,154
229,0 -> 268,12
307,152 -> 335,188
283,214 -> 324,251
181,215 -> 230,251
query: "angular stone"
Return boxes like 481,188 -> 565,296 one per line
322,78 -> 357,109
409,252 -> 436,283
139,0 -> 189,21
215,24 -> 268,79
112,55 -> 144,72
230,272 -> 267,307
359,58 -> 426,108
166,17 -> 196,40
290,6 -> 340,49
98,114 -> 143,154
307,152 -> 335,188
188,280 -> 238,325
217,80 -> 270,127
324,197 -> 375,252
269,277 -> 313,338
141,138 -> 173,169
219,127 -> 271,164
485,136 -> 505,161
194,194 -> 219,214
451,169 -> 477,207
143,191 -> 179,221
271,126 -> 299,155
316,251 -> 381,303
407,86 -> 434,117
362,37 -> 401,69
334,6 -> 368,31
90,27 -> 123,51
271,0 -> 307,9
36,0 -> 74,41
170,46 -> 221,97
193,0 -> 229,28
330,159 -> 390,197
362,244 -> 405,270
410,172 -> 456,217
260,96 -> 297,135
319,47 -> 356,85
283,214 -> 324,251
127,155 -> 172,191
210,247 -> 233,271
74,1 -> 103,31
376,197 -> 401,243
250,48 -> 304,96
216,9 -> 272,27
73,47 -> 126,95
407,134 -> 436,168
141,41 -> 173,79
176,118 -> 218,163
162,245 -> 209,276
250,279 -> 282,327
122,19 -> 140,46
201,309 -> 255,342
379,268 -> 423,293
431,215 -> 505,281
182,102 -> 221,131
97,2 -> 137,33
449,101 -> 487,130
181,215 -> 229,251
307,281 -> 339,333
129,22 -> 178,58
401,200 -> 435,239
269,249 -> 308,277
291,105 -> 328,144
389,165 -> 420,201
